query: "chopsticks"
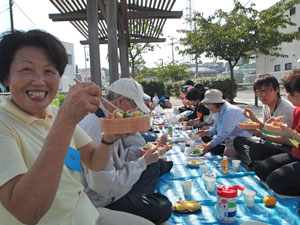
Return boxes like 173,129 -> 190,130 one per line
73,78 -> 123,116
266,115 -> 284,122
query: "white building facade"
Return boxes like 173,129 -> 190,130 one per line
256,0 -> 300,81
59,41 -> 76,91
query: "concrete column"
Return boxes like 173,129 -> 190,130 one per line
87,0 -> 102,87
107,0 -> 119,83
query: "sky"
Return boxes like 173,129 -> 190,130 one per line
0,0 -> 279,70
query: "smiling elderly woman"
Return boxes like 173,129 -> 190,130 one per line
0,30 -> 153,225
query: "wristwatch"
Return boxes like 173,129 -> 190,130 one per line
101,134 -> 117,145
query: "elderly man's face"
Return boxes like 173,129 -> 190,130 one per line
117,96 -> 137,112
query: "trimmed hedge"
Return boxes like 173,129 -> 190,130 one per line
139,79 -> 166,98
166,77 -> 237,100
139,77 -> 236,100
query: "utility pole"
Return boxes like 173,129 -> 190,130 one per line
170,36 -> 175,63
9,0 -> 14,32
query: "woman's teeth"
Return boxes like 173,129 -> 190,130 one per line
28,91 -> 46,98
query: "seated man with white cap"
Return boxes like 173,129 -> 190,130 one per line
79,78 -> 172,225
197,89 -> 251,156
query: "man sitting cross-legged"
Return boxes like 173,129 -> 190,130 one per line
233,74 -> 294,169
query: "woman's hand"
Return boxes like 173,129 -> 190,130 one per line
279,125 -> 295,139
58,82 -> 102,125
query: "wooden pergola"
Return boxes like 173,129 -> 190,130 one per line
49,0 -> 182,87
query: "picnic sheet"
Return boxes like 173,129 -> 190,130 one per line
155,126 -> 300,225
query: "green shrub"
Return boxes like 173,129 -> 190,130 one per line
139,79 -> 166,98
168,77 -> 237,100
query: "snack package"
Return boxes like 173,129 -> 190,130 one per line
173,201 -> 201,212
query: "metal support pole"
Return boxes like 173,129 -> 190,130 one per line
9,0 -> 14,32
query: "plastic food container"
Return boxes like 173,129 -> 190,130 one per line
216,185 -> 238,223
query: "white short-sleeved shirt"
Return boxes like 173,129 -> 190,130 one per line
262,98 -> 295,128
0,96 -> 98,225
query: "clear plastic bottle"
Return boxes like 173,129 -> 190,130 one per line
221,156 -> 229,174
152,93 -> 159,105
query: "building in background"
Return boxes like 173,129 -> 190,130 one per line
59,41 -> 75,91
256,0 -> 300,81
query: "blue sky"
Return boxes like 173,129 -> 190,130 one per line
0,0 -> 279,69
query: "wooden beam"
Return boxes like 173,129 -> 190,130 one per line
49,10 -> 182,21
97,0 -> 106,20
129,10 -> 182,19
87,0 -> 102,87
80,37 -> 166,45
120,0 -> 130,45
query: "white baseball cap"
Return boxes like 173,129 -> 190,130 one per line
109,78 -> 150,114
201,89 -> 225,104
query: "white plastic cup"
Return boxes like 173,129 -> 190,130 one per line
179,142 -> 186,152
181,180 -> 192,196
203,175 -> 216,192
190,140 -> 196,149
200,164 -> 209,174
232,160 -> 241,172
244,189 -> 256,207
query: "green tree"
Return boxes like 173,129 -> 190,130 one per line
179,0 -> 300,103
136,62 -> 193,82
129,43 -> 155,78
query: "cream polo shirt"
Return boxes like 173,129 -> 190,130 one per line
0,96 -> 99,225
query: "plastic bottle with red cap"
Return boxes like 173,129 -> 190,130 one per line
216,185 -> 244,223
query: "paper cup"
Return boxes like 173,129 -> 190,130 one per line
181,180 -> 192,196
244,189 -> 256,207
203,175 -> 216,192
232,159 -> 241,172
200,164 -> 209,174
179,142 -> 186,152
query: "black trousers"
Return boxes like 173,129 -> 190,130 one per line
106,160 -> 172,225
202,136 -> 225,155
255,153 -> 300,196
233,136 -> 291,166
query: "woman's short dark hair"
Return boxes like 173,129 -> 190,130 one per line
0,29 -> 68,87
283,69 -> 300,94
253,74 -> 280,97
186,88 -> 205,101
194,83 -> 205,93
185,80 -> 194,86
